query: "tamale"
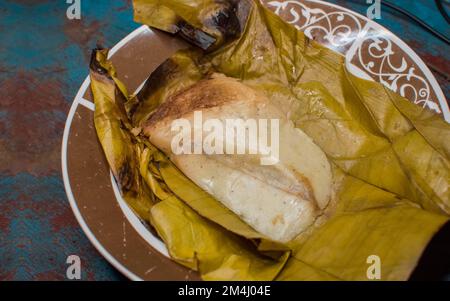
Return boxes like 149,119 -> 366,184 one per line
143,74 -> 332,243
90,48 -> 290,281
88,0 -> 450,280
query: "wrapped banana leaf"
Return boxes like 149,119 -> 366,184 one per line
89,0 -> 450,280
90,48 -> 290,280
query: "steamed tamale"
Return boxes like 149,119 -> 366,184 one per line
143,74 -> 332,242
89,0 -> 450,280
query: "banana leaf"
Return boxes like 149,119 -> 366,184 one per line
90,49 -> 156,219
133,0 -> 249,50
89,0 -> 450,280
150,195 -> 290,280
279,166 -> 448,280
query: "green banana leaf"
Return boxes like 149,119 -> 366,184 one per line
88,0 -> 450,280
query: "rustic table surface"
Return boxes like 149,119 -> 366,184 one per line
0,0 -> 448,280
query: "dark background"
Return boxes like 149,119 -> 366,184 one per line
0,0 -> 448,280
